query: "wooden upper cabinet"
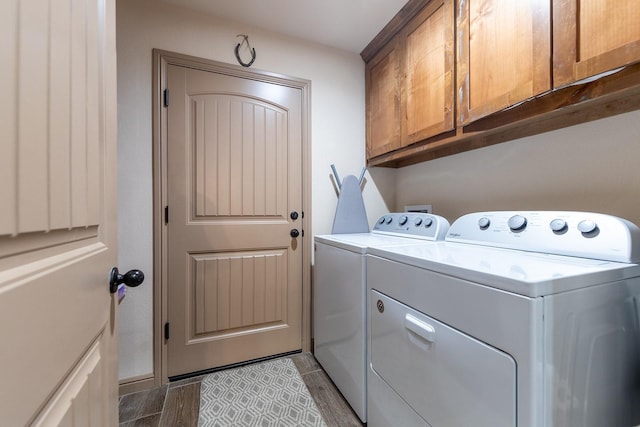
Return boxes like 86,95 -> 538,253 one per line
362,0 -> 640,167
403,0 -> 455,146
553,0 -> 640,88
366,38 -> 402,158
365,0 -> 454,158
457,0 -> 551,125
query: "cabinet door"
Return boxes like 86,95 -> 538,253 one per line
403,0 -> 455,146
366,38 -> 402,158
554,0 -> 640,88
457,0 -> 551,125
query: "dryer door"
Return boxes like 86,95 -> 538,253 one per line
370,290 -> 516,427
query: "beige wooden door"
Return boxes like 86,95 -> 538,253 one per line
166,65 -> 303,377
0,0 -> 118,425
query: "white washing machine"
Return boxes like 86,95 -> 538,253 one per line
367,211 -> 640,427
314,212 -> 450,422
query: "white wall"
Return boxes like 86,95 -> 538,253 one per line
396,110 -> 640,226
116,0 -> 393,381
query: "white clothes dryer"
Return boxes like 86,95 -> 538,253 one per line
367,211 -> 640,427
314,212 -> 450,422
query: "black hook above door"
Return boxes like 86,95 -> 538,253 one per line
235,34 -> 256,67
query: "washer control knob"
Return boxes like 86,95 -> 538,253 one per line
385,216 -> 393,224
414,218 -> 423,227
378,217 -> 386,225
424,217 -> 433,228
550,219 -> 568,233
478,217 -> 491,230
578,219 -> 598,234
399,215 -> 408,226
508,215 -> 527,231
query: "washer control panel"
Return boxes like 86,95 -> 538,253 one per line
446,211 -> 640,263
373,213 -> 450,241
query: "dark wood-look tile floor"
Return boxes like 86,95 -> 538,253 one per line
118,353 -> 363,427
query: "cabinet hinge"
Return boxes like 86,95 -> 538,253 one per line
164,322 -> 170,340
163,89 -> 170,107
164,206 -> 169,224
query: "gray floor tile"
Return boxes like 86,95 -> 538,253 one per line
119,384 -> 168,422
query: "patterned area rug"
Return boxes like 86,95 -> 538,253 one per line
198,358 -> 326,426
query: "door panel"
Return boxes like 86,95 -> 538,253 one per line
0,0 -> 118,424
31,337 -> 107,426
192,250 -> 287,335
553,0 -> 640,87
404,0 -> 455,146
191,95 -> 286,218
366,40 -> 402,158
457,0 -> 551,124
166,65 -> 303,376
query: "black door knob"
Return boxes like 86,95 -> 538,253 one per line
290,229 -> 300,238
290,211 -> 299,220
109,267 -> 145,293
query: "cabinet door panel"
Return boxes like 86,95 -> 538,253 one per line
458,0 -> 551,125
554,0 -> 640,87
404,0 -> 454,146
366,40 -> 402,158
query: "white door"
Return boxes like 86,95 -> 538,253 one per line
165,64 -> 304,377
0,0 -> 119,425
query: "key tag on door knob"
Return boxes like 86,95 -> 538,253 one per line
109,267 -> 145,293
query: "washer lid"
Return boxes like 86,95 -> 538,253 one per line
368,242 -> 640,297
315,233 -> 425,253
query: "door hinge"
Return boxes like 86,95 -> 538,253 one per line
163,88 -> 170,107
164,322 -> 170,340
164,206 -> 169,224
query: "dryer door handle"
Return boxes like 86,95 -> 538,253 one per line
404,314 -> 436,343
